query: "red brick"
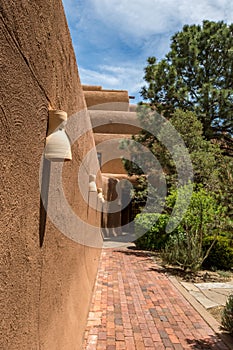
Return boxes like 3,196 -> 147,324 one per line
143,338 -> 154,347
115,332 -> 124,341
82,249 -> 229,350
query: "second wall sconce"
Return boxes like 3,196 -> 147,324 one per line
89,174 -> 97,192
97,188 -> 105,203
44,110 -> 72,161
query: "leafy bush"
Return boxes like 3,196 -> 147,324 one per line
222,294 -> 233,335
134,186 -> 230,272
162,186 -> 227,271
220,230 -> 233,248
162,231 -> 203,271
202,236 -> 233,271
134,213 -> 171,250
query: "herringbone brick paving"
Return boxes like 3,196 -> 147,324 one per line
83,248 -> 230,349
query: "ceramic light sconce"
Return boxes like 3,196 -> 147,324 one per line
97,188 -> 105,203
89,174 -> 97,192
44,110 -> 72,161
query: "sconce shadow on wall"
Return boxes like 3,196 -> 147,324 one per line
39,158 -> 51,247
39,109 -> 72,247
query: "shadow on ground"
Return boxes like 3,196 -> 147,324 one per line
114,247 -> 187,276
114,246 -> 155,259
186,333 -> 232,349
113,247 -> 233,350
115,247 -> 233,283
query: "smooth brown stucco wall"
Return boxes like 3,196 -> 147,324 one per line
0,1 -> 101,349
89,110 -> 141,134
84,90 -> 129,111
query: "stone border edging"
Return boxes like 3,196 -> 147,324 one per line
169,275 -> 233,350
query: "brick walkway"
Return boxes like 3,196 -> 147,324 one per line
83,248 -> 230,350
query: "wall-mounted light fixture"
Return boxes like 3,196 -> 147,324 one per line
97,188 -> 105,203
44,110 -> 72,161
89,174 -> 97,192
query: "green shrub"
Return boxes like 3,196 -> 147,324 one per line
134,213 -> 171,250
222,294 -> 233,334
162,231 -> 204,271
220,231 -> 233,248
162,186 -> 227,271
202,236 -> 233,271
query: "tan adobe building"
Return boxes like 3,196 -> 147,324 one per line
83,85 -> 142,239
1,2 -> 102,349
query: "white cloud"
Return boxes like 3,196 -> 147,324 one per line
63,0 -> 233,55
89,0 -> 233,40
63,0 -> 233,102
62,0 -> 81,23
79,67 -> 121,86
79,64 -> 144,99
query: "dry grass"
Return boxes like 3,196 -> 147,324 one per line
209,306 -> 225,324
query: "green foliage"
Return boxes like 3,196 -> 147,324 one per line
121,20 -> 233,270
222,294 -> 233,335
162,230 -> 201,270
217,157 -> 233,218
167,186 -> 226,230
134,213 -> 171,250
133,186 -> 231,272
141,20 -> 233,152
122,108 -> 223,192
170,110 -> 223,189
122,158 -> 144,176
162,186 -> 227,271
202,236 -> 233,270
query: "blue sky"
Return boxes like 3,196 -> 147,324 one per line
62,0 -> 233,102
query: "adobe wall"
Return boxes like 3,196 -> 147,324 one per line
0,1 -> 101,349
84,88 -> 129,111
90,110 -> 141,134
